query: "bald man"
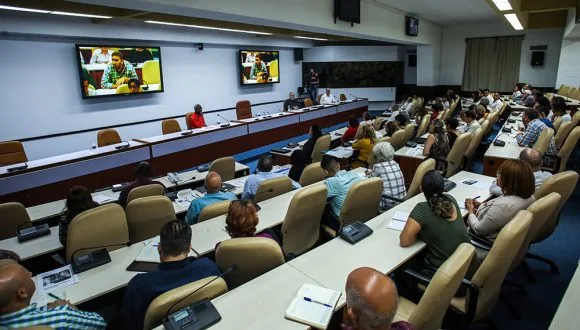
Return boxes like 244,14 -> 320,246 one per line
342,267 -> 413,330
490,148 -> 552,196
0,264 -> 106,329
185,171 -> 237,224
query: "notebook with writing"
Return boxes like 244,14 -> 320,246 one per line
285,283 -> 341,329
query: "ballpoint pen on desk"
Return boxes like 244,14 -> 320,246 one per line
303,297 -> 332,308
48,292 -> 63,301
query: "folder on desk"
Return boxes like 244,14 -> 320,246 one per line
285,283 -> 341,329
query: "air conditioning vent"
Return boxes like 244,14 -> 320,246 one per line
529,45 -> 548,51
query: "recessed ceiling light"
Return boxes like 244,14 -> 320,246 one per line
50,11 -> 112,19
0,5 -> 50,13
504,13 -> 523,30
294,36 -> 328,41
145,20 -> 273,35
492,0 -> 513,11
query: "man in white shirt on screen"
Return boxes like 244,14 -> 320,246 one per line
320,88 -> 337,105
89,47 -> 113,64
489,93 -> 503,112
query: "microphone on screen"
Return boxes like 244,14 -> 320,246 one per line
141,79 -> 149,91
217,114 -> 231,127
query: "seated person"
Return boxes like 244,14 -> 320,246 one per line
320,156 -> 362,230
127,78 -> 141,94
472,89 -> 482,103
59,186 -> 99,246
429,103 -> 443,122
119,162 -> 166,207
515,109 -> 557,156
445,117 -> 461,148
189,104 -> 207,129
257,72 -> 270,84
562,107 -> 578,123
185,172 -> 237,225
512,84 -> 523,102
490,148 -> 552,196
249,54 -> 267,79
89,46 -> 112,64
370,142 -> 406,211
283,92 -> 301,111
0,264 -> 106,329
414,107 -> 429,125
302,124 -> 323,163
342,116 -> 360,143
460,110 -> 481,134
241,155 -> 300,200
552,97 -> 568,122
489,93 -> 503,112
422,119 -> 450,173
537,105 -> 556,130
467,159 -> 535,241
118,220 -> 220,330
342,267 -> 413,330
224,199 -> 278,242
82,79 -> 97,97
0,250 -> 20,267
394,113 -> 408,129
101,51 -> 138,89
288,150 -> 308,183
442,96 -> 450,110
320,88 -> 337,105
475,104 -> 488,120
126,48 -> 153,64
351,125 -> 377,169
385,121 -> 399,137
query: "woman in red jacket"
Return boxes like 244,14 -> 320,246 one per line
341,116 -> 360,143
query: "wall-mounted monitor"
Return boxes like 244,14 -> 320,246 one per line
239,50 -> 280,85
405,16 -> 419,36
76,45 -> 164,98
334,0 -> 361,25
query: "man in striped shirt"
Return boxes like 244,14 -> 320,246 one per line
0,264 -> 106,329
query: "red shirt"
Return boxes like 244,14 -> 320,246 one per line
342,126 -> 358,142
189,112 -> 206,128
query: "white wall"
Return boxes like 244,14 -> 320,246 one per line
440,22 -> 564,88
556,40 -> 580,87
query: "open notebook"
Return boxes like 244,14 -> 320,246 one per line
135,237 -> 195,263
285,283 -> 341,329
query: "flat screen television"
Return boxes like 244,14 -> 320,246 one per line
239,50 -> 280,85
406,16 -> 419,36
334,0 -> 361,24
76,45 -> 164,98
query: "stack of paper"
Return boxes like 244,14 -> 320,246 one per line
387,211 -> 409,231
285,283 -> 341,329
326,147 -> 353,159
404,148 -> 424,157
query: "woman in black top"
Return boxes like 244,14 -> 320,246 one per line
302,124 -> 323,163
288,150 -> 308,183
445,117 -> 461,148
59,186 -> 99,245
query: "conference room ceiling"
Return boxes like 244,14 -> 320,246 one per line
484,0 -> 574,30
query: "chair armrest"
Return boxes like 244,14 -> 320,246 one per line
460,278 -> 479,323
470,239 -> 491,252
403,268 -> 433,286
382,194 -> 405,203
468,232 -> 494,248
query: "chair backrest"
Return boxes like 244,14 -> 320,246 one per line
390,129 -> 407,151
269,60 -> 279,78
143,276 -> 228,329
125,196 -> 176,243
532,127 -> 554,155
209,156 -> 236,181
446,132 -> 472,178
0,141 -> 28,167
254,176 -> 293,203
553,116 -> 563,132
66,203 -> 129,261
142,60 -> 161,84
215,237 -> 285,288
404,124 -> 415,144
467,210 -> 532,322
304,98 -> 313,107
339,177 -> 382,228
416,114 -> 431,138
161,119 -> 181,134
534,171 -> 579,242
198,200 -> 232,223
571,110 -> 580,128
557,127 -> 580,172
372,117 -> 384,131
97,128 -> 122,147
317,94 -> 323,103
340,93 -> 347,101
498,101 -> 509,117
465,125 -> 485,158
0,202 -> 31,240
409,243 -> 475,330
185,112 -> 194,129
299,162 -> 326,186
554,121 -> 572,150
235,100 -> 252,120
477,118 -> 485,125
405,158 -> 436,200
281,185 -> 327,256
126,184 -> 165,205
311,135 -> 331,163
115,84 -> 131,94
511,193 -> 561,271
483,114 -> 495,137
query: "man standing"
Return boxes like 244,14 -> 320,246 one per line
249,54 -> 267,80
101,51 -> 138,89
320,88 -> 337,105
0,264 -> 106,329
320,156 -> 361,230
283,92 -> 300,111
189,104 -> 207,129
185,172 -> 237,224
307,68 -> 320,102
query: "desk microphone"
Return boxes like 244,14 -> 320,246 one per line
349,93 -> 360,100
141,79 -> 149,91
70,242 -> 130,274
217,114 -> 231,127
181,130 -> 193,136
7,162 -> 28,173
17,222 -> 50,242
163,264 -> 238,330
114,141 -> 131,150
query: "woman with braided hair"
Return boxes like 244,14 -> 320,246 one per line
422,119 -> 450,172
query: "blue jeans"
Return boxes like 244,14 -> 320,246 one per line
309,84 -> 319,103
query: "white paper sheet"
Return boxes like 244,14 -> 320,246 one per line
326,147 -> 353,159
388,219 -> 406,231
92,194 -> 111,204
228,177 -> 247,188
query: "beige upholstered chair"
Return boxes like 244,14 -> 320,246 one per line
450,210 -> 532,324
395,243 -> 475,330
162,119 -> 181,134
66,204 -> 129,261
281,185 -> 327,256
97,128 -> 122,147
126,196 -> 176,243
532,127 -> 554,155
298,162 -> 326,187
553,116 -> 563,132
215,237 -> 285,288
571,110 -> 580,128
254,177 -> 293,203
405,158 -> 436,200
126,184 -> 165,205
0,141 -> 28,166
304,98 -> 313,107
235,100 -> 252,120
142,60 -> 161,84
416,115 -> 431,138
185,112 -> 194,129
311,135 -> 331,163
317,94 -> 323,104
498,101 -> 509,117
554,121 -> 572,150
390,129 -> 407,151
403,124 -> 415,144
198,200 -> 232,223
143,276 -> 228,329
445,132 -> 472,178
209,156 -> 236,181
0,202 -> 31,240
552,127 -> 580,172
373,117 -> 384,131
465,125 -> 485,160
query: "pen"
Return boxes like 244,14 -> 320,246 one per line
472,196 -> 480,200
48,292 -> 62,301
304,297 -> 332,308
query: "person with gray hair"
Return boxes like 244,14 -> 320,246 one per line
489,148 -> 552,196
342,267 -> 413,330
370,142 -> 406,211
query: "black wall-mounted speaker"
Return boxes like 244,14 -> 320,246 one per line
294,48 -> 303,61
408,54 -> 417,68
531,51 -> 545,66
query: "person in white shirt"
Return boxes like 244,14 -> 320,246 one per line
460,110 -> 480,134
442,97 -> 450,110
89,47 -> 113,64
245,52 -> 256,63
320,88 -> 337,105
483,89 -> 494,104
489,93 -> 503,112
404,97 -> 415,117
490,148 -> 552,196
512,84 -> 523,100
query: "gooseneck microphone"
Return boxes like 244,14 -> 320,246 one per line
217,114 -> 231,127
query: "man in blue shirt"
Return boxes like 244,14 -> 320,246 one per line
185,172 -> 237,224
118,220 -> 220,330
0,264 -> 106,329
320,155 -> 362,230
242,155 -> 301,200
